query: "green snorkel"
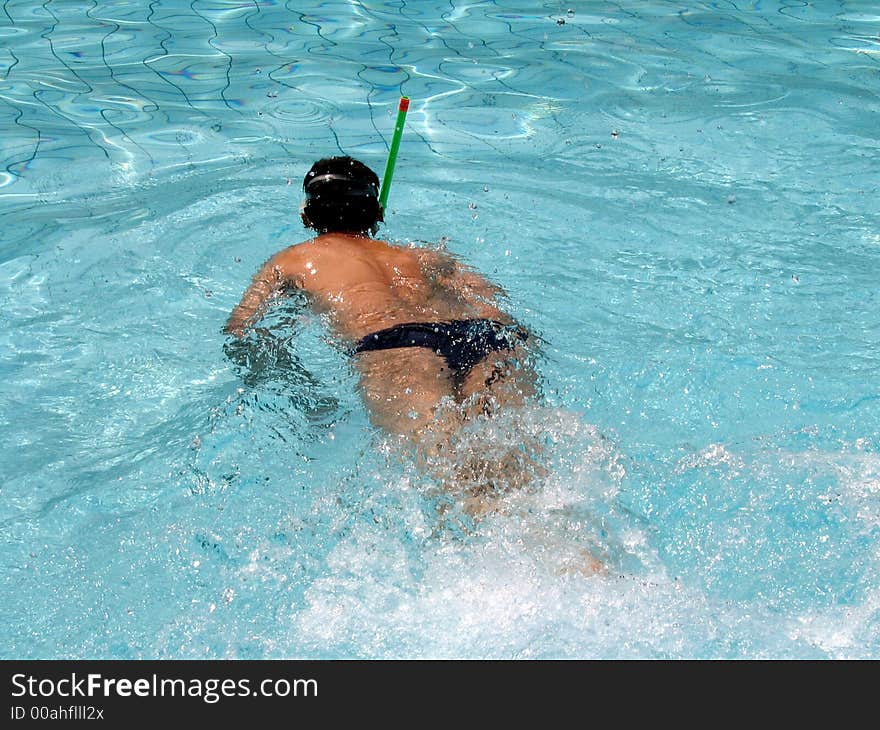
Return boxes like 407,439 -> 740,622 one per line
378,96 -> 410,214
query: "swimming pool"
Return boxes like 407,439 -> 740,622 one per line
2,0 -> 879,658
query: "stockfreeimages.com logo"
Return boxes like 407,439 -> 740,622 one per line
11,673 -> 317,704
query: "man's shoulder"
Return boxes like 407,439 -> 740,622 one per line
280,239 -> 314,254
269,240 -> 314,266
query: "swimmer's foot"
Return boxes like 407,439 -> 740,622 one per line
556,548 -> 607,577
462,493 -> 502,520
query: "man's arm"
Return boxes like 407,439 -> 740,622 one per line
224,253 -> 300,337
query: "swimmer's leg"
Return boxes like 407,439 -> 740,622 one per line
355,348 -> 458,441
450,345 -> 547,512
354,346 -> 548,528
355,348 -> 478,521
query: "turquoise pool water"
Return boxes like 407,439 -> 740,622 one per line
2,1 -> 879,658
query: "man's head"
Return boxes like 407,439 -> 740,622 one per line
301,157 -> 383,236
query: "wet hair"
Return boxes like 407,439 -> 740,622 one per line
301,156 -> 382,235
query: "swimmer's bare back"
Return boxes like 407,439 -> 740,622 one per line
225,233 -> 537,438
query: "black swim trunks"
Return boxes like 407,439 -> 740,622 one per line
354,319 -> 528,377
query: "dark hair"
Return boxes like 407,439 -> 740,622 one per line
301,156 -> 382,235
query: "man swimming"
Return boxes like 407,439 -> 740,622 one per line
226,157 -> 604,571
225,156 -> 536,447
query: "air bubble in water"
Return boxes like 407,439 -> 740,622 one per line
468,202 -> 477,210
567,8 -> 575,17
